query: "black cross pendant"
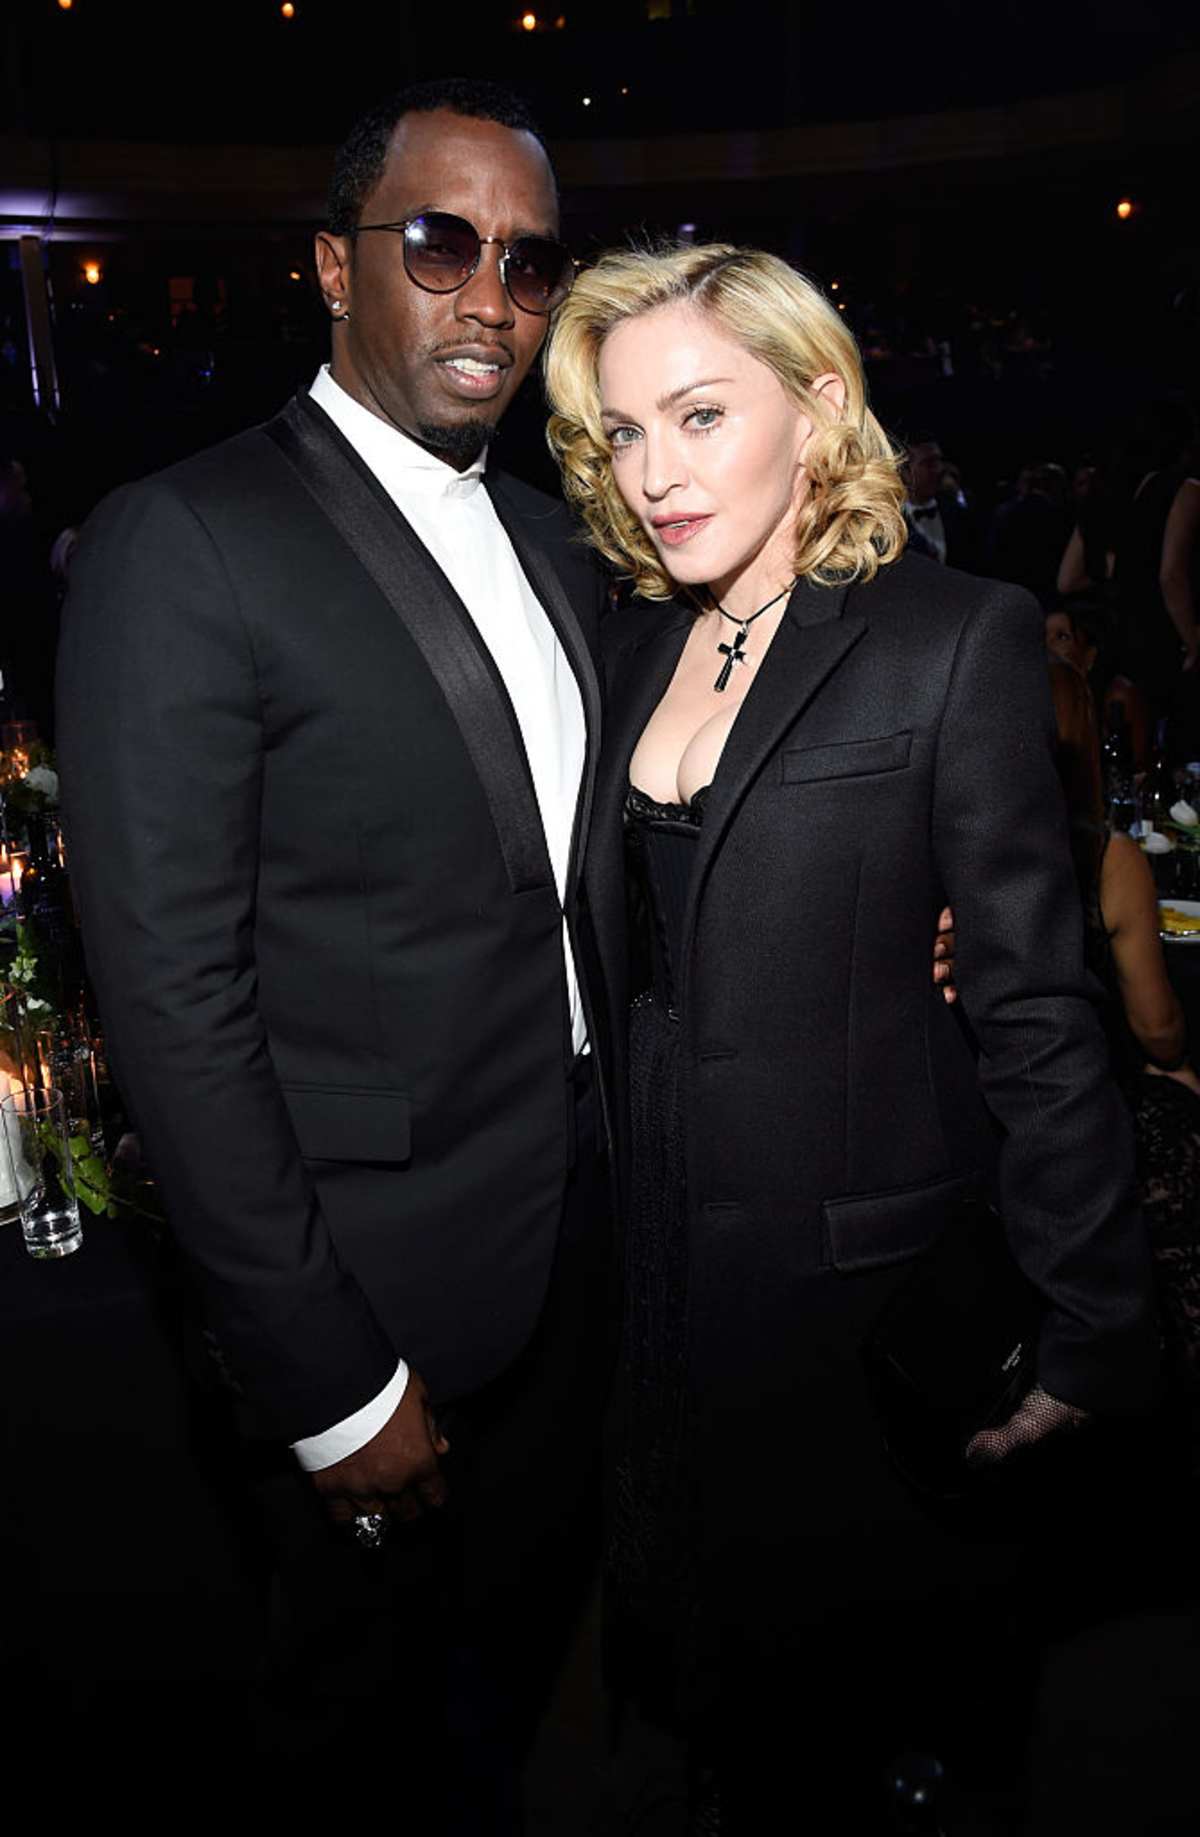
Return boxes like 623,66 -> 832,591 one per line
714,625 -> 748,692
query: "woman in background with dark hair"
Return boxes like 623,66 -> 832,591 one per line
1048,656 -> 1200,1463
1110,402 -> 1200,752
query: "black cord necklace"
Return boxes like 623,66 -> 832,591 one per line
710,580 -> 796,692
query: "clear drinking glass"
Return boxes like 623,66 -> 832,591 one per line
31,1020 -> 106,1156
0,1084 -> 83,1258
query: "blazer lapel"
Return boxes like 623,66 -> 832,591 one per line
265,394 -> 553,896
484,475 -> 603,904
679,578 -> 866,997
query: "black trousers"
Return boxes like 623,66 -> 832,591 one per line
244,1067 -> 614,1826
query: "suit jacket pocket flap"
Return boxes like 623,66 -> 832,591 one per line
282,1085 -> 411,1164
782,730 -> 912,784
823,1172 -> 971,1273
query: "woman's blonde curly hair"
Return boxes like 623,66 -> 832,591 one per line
545,242 -> 908,600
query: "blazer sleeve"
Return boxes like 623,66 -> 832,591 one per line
56,479 -> 399,1443
930,584 -> 1159,1414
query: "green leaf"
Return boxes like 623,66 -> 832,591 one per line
70,1150 -> 112,1215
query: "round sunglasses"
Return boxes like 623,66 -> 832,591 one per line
350,210 -> 577,316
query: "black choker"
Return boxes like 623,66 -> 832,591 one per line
710,580 -> 796,691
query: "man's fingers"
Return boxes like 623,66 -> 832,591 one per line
417,1473 -> 448,1510
937,905 -> 954,933
320,1490 -> 387,1526
322,1494 -> 358,1525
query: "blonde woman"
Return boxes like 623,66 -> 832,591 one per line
546,245 -> 1158,1826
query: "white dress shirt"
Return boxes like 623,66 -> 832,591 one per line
292,365 -> 587,1472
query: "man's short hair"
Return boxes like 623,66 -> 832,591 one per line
326,78 -> 550,235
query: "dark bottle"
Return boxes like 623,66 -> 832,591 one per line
18,810 -> 80,1005
1141,717 -> 1176,832
1101,702 -> 1137,832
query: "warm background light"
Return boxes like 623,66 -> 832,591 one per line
83,261 -> 102,286
57,0 -> 73,11
521,11 -> 536,28
281,2 -> 295,16
1116,198 -> 1134,220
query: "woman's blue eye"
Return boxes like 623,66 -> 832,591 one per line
609,426 -> 640,449
686,406 -> 723,431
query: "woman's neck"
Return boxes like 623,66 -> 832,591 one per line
704,528 -> 799,623
705,567 -> 796,625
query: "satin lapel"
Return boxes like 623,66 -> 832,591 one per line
265,394 -> 553,896
585,606 -> 691,987
679,579 -> 866,996
484,476 -> 602,900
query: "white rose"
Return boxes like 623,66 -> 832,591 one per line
1169,800 -> 1199,827
23,765 -> 59,803
1142,831 -> 1174,855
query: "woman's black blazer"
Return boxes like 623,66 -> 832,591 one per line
585,552 -> 1158,1416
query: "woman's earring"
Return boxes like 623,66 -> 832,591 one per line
329,299 -> 350,322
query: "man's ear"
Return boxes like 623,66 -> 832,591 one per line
314,231 -> 353,314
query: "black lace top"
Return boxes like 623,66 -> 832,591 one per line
624,782 -> 710,1016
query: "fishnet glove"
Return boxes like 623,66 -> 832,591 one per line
965,1384 -> 1090,1468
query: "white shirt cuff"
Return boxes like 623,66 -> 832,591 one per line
289,1359 -> 410,1472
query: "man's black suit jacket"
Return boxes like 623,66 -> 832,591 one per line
57,394 -> 608,1444
586,554 -> 1158,1417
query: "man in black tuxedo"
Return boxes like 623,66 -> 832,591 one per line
57,80 -> 611,1810
903,435 -> 977,571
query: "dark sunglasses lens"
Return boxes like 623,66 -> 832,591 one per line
505,237 -> 575,313
404,213 -> 480,291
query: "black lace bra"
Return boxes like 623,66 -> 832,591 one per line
625,781 -> 712,828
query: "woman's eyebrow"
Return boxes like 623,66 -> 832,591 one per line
656,377 -> 733,410
600,377 -> 734,423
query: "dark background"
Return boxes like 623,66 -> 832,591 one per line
2,0 -> 1199,526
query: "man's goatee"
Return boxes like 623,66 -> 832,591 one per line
417,418 -> 492,467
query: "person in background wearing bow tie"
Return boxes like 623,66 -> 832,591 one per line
903,434 -> 976,569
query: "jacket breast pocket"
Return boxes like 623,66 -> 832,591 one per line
781,730 -> 912,785
281,1084 -> 412,1165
